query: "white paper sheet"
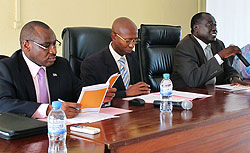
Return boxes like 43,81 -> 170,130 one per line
123,90 -> 211,103
67,112 -> 119,124
216,84 -> 250,92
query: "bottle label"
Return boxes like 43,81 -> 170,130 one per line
160,88 -> 172,96
48,121 -> 66,135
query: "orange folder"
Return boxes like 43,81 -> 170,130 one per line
77,73 -> 120,112
80,88 -> 108,109
106,73 -> 120,88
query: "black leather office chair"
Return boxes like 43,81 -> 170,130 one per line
0,55 -> 8,60
137,24 -> 181,92
61,27 -> 112,78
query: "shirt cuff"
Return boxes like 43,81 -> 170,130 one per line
32,104 -> 49,119
214,54 -> 224,65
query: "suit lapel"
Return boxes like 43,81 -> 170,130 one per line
46,66 -> 60,102
104,49 -> 125,90
190,35 -> 207,64
16,51 -> 37,101
126,53 -> 135,83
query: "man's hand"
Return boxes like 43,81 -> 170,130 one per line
46,102 -> 81,119
126,82 -> 151,97
103,88 -> 117,103
230,77 -> 250,86
218,46 -> 241,59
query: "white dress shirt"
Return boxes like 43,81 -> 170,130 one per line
193,35 -> 224,65
22,51 -> 49,118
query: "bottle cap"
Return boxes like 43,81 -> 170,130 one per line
163,73 -> 170,79
52,101 -> 61,108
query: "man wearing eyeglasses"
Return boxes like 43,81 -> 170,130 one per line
80,17 -> 150,98
0,21 -> 116,118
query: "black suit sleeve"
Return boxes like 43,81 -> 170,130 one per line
0,61 -> 40,117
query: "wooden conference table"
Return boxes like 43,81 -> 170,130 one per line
1,85 -> 250,153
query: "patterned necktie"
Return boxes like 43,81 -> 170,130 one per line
205,44 -> 216,85
118,56 -> 130,89
38,68 -> 49,104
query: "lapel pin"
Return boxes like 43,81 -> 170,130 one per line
52,73 -> 58,77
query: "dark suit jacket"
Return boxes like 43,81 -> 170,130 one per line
80,46 -> 141,98
0,50 -> 83,117
172,34 -> 240,89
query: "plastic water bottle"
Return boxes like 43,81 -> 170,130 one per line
48,101 -> 67,153
160,73 -> 173,112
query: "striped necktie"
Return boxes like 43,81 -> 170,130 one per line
118,56 -> 130,89
38,68 -> 49,104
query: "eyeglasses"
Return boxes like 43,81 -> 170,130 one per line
27,40 -> 61,50
115,33 -> 140,45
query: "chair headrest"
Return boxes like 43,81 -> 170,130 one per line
140,24 -> 181,46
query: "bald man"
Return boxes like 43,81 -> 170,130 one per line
80,17 -> 150,98
0,21 -> 116,118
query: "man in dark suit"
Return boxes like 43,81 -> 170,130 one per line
80,17 -> 150,98
172,12 -> 247,89
0,21 -> 116,118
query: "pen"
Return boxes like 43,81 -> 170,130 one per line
58,99 -> 81,111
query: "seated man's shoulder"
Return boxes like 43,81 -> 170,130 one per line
55,56 -> 68,61
84,47 -> 108,62
126,51 -> 139,62
176,34 -> 195,49
53,56 -> 70,65
179,34 -> 193,43
0,54 -> 16,68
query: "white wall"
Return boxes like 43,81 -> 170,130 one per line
0,0 -> 203,56
207,0 -> 250,48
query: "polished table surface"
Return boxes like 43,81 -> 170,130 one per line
0,133 -> 105,153
75,85 -> 250,153
1,86 -> 250,153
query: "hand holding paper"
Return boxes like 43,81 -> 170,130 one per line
104,88 -> 117,103
102,73 -> 119,102
77,73 -> 120,112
